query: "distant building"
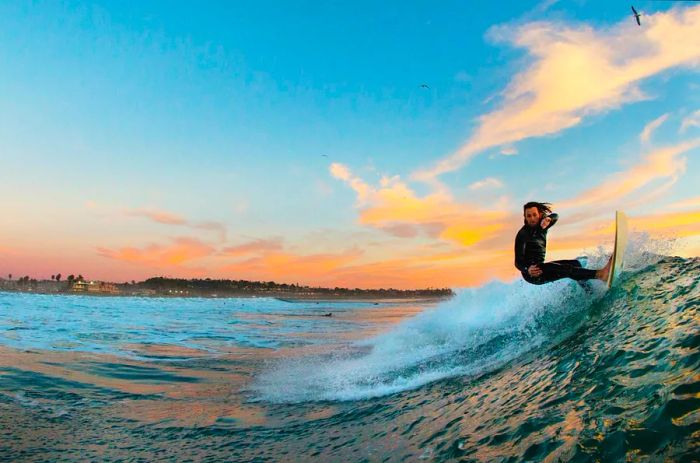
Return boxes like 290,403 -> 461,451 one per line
72,280 -> 119,294
72,280 -> 89,292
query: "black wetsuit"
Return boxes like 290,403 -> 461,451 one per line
514,213 -> 597,285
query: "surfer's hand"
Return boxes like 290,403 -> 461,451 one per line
540,217 -> 551,229
528,265 -> 542,277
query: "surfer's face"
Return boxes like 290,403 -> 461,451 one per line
524,207 -> 541,228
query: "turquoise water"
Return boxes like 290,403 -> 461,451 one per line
0,255 -> 698,461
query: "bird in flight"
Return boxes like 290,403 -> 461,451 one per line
420,84 -> 430,89
321,154 -> 328,157
631,5 -> 642,26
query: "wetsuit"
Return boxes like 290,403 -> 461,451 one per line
514,213 -> 597,285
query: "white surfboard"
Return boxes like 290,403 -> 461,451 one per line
607,211 -> 629,289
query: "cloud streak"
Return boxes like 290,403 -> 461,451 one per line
221,238 -> 284,257
412,5 -> 700,182
124,208 -> 228,242
640,114 -> 669,144
557,139 -> 700,220
680,109 -> 700,133
469,177 -> 504,190
97,237 -> 215,267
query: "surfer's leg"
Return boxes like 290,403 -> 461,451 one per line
538,261 -> 597,283
550,259 -> 583,268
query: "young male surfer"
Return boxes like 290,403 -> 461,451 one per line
514,202 -> 611,285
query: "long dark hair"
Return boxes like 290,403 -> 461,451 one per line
523,202 -> 552,224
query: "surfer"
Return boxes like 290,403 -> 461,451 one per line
514,202 -> 611,285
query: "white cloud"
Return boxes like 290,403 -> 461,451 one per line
469,177 -> 504,190
500,145 -> 518,156
680,109 -> 700,133
640,113 -> 669,143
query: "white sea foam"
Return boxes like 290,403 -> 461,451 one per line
252,277 -> 605,403
253,237 -> 673,403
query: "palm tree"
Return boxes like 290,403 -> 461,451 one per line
56,273 -> 61,282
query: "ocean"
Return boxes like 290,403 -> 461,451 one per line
0,251 -> 698,461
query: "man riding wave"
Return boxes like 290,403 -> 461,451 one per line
515,202 -> 612,285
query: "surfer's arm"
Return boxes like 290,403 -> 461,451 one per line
541,213 -> 558,230
514,230 -> 528,272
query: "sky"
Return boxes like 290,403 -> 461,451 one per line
1,0 -> 700,289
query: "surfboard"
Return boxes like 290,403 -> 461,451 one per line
607,211 -> 629,289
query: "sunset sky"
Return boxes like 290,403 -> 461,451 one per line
1,1 -> 699,289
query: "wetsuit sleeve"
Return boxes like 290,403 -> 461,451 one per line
514,230 -> 528,272
543,213 -> 558,230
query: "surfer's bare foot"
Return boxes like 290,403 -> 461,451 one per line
596,256 -> 613,281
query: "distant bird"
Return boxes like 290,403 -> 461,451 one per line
321,154 -> 328,157
631,5 -> 642,26
420,84 -> 430,89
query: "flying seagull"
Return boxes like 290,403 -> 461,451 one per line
631,5 -> 642,26
420,83 -> 430,89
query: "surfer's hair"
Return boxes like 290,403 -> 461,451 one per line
523,202 -> 552,216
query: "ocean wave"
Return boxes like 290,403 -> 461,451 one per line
252,236 -> 682,403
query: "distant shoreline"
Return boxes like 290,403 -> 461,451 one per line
0,288 -> 454,303
1,276 -> 454,303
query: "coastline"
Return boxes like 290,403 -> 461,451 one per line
0,288 -> 454,303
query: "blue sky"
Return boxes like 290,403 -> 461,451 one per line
1,1 -> 699,287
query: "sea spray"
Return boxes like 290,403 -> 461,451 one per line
252,236 -> 675,404
252,277 -> 606,403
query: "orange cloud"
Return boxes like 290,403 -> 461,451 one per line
412,5 -> 700,181
669,196 -> 700,210
217,239 -> 516,289
631,209 -> 700,238
546,209 -> 700,255
97,237 -> 215,267
85,207 -> 699,288
557,139 -> 700,220
331,165 -> 511,247
364,209 -> 700,288
220,247 -> 364,282
321,248 -> 516,289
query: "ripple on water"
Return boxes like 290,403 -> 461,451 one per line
0,257 -> 698,461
